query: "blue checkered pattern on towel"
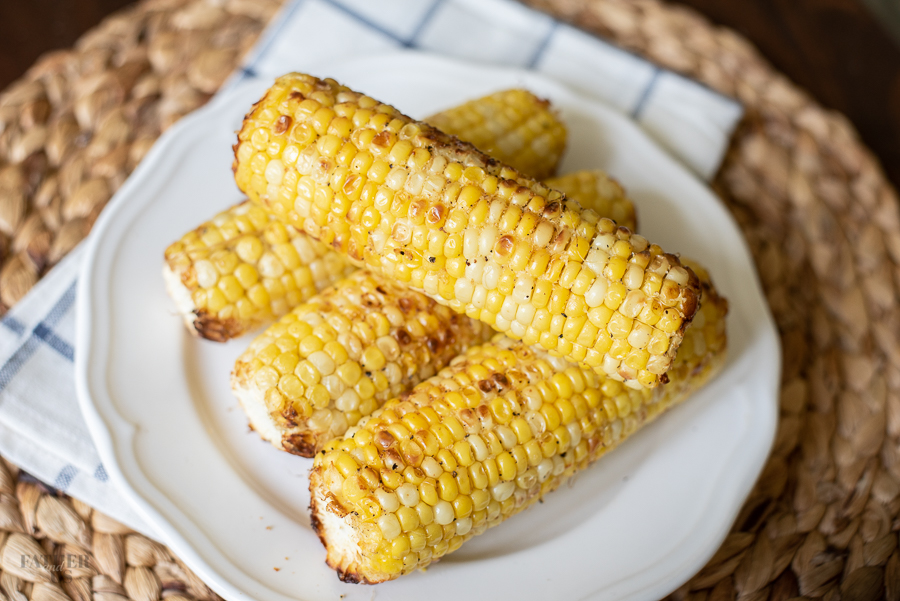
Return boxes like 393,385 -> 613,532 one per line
0,249 -> 153,534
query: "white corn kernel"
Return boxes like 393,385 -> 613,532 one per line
455,278 -> 474,304
517,469 -> 537,490
376,489 -> 400,512
482,263 -> 501,290
397,483 -> 419,507
478,226 -> 497,256
567,422 -> 582,447
491,481 -> 515,502
378,514 -> 401,541
422,457 -> 442,479
666,265 -> 689,286
468,435 -> 488,461
308,351 -> 335,376
496,425 -> 516,449
195,260 -> 218,289
536,458 -> 553,482
335,389 -> 360,412
512,275 -> 534,304
265,159 -> 285,185
455,517 -> 472,536
500,297 -> 518,322
434,501 -> 454,525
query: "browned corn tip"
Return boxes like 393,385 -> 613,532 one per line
670,258 -> 728,384
309,300 -> 727,584
426,89 -> 567,181
231,269 -> 493,456
233,73 -> 702,388
163,200 -> 355,340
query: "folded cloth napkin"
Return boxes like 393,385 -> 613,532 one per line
0,0 -> 743,537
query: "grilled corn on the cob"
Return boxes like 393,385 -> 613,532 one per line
309,271 -> 727,583
426,89 -> 566,180
166,166 -> 636,342
231,269 -> 493,456
234,73 -> 698,388
166,89 -> 579,341
163,202 -> 355,340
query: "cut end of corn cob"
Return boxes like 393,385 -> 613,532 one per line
426,89 -> 566,181
545,170 -> 637,233
233,73 -> 701,388
231,269 -> 493,456
162,262 -> 244,341
163,200 -> 355,341
308,264 -> 725,584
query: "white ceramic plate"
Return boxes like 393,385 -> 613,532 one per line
76,51 -> 779,601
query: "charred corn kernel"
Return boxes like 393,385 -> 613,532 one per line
425,89 -> 566,180
310,263 -> 727,583
235,75 -> 701,387
232,270 -> 491,457
164,200 -> 355,341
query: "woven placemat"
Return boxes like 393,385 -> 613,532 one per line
1,0 -> 897,599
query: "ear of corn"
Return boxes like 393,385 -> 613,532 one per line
231,269 -> 493,456
309,269 -> 727,583
165,162 -> 639,342
166,89 -> 584,341
425,89 -> 566,181
233,73 -> 700,388
163,201 -> 355,340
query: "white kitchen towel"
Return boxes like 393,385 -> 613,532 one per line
0,0 -> 742,537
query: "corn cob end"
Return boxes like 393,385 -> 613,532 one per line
310,467 -> 385,584
162,262 -> 248,341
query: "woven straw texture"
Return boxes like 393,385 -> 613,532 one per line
0,0 -> 898,599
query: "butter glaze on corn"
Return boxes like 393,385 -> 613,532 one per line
234,73 -> 699,388
231,269 -> 493,456
164,201 -> 354,340
309,271 -> 727,583
425,89 -> 566,181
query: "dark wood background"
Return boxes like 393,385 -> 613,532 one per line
1,0 -> 899,188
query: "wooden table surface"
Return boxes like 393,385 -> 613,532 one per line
1,0 -> 899,188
